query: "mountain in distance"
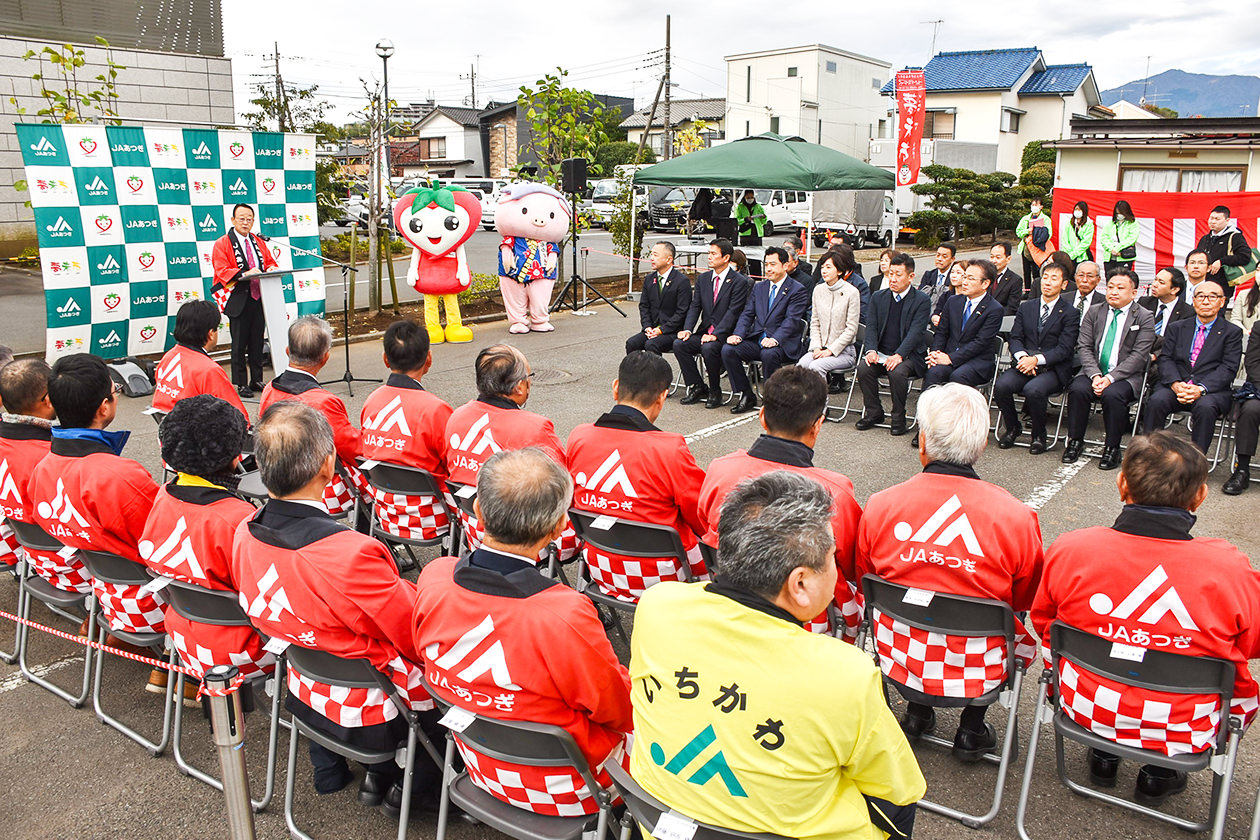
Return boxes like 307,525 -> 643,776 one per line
1100,69 -> 1260,118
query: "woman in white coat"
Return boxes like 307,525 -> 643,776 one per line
798,251 -> 861,377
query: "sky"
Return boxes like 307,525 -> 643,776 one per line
220,0 -> 1260,125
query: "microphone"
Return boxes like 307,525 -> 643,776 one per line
256,234 -> 273,241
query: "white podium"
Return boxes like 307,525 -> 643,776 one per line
253,269 -> 292,374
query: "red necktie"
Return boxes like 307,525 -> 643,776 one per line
243,235 -> 261,300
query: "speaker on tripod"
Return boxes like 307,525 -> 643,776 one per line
561,157 -> 588,195
549,157 -> 625,318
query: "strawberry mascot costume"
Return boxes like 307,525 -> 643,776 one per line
393,182 -> 482,344
496,182 -> 570,334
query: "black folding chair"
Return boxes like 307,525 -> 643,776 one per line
606,759 -> 786,840
1015,622 -> 1244,840
360,461 -> 456,571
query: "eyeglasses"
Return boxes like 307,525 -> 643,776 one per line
1193,293 -> 1224,301
111,381 -> 123,395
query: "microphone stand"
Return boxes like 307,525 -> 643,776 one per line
269,235 -> 381,397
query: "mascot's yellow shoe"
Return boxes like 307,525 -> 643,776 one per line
445,323 -> 474,343
427,323 -> 446,344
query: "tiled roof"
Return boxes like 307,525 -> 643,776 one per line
620,98 -> 726,129
881,47 -> 1042,93
1020,64 -> 1092,95
419,106 -> 483,128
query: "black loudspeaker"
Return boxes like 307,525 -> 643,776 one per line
108,360 -> 154,398
560,157 -> 588,194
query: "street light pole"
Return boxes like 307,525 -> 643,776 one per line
376,39 -> 395,183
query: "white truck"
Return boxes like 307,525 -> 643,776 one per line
804,190 -> 898,250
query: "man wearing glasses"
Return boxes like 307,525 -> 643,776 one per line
1142,279 -> 1243,453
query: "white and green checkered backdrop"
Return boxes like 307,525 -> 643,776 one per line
17,123 -> 326,361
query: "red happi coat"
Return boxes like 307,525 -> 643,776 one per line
414,550 -> 632,816
152,342 -> 249,420
29,434 -> 164,632
261,370 -> 367,514
0,421 -> 53,567
231,499 -> 429,727
566,407 -> 708,603
138,476 -> 273,680
360,374 -> 454,541
1032,508 -> 1260,756
699,435 -> 864,637
855,464 -> 1044,699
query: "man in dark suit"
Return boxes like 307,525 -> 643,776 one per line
923,260 -> 1003,389
993,263 -> 1080,453
1142,279 -> 1242,453
856,252 -> 932,435
722,246 -> 808,414
1063,268 -> 1157,470
627,242 -> 692,355
784,238 -> 813,287
674,239 -> 751,408
1067,261 -> 1106,315
917,242 -> 956,314
1139,267 -> 1194,357
989,241 -> 1025,316
1224,329 -> 1260,495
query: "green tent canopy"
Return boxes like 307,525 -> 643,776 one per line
631,132 -> 894,192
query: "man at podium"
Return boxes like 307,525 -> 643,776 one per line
212,203 -> 277,399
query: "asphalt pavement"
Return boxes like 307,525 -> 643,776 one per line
0,305 -> 1258,840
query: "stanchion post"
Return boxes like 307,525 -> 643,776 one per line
205,665 -> 256,840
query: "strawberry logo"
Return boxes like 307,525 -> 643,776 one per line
79,138 -> 97,154
230,142 -> 244,158
103,293 -> 121,311
271,245 -> 281,259
95,215 -> 112,231
126,175 -> 143,193
262,177 -> 275,194
138,251 -> 155,269
139,326 -> 157,341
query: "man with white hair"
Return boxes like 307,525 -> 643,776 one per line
853,383 -> 1044,762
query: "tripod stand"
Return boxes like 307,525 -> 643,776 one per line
550,193 -> 625,317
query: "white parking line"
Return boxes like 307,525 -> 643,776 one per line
684,414 -> 760,443
1022,459 -> 1090,510
0,654 -> 76,695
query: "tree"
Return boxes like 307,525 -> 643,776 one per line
242,81 -> 329,133
1020,140 -> 1055,173
7,37 -> 126,125
608,168 -> 649,281
1143,103 -> 1178,119
906,164 -> 1022,246
516,69 -> 617,185
594,141 -> 655,175
673,119 -> 712,156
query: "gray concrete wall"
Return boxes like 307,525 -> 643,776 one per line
1,36 -> 235,258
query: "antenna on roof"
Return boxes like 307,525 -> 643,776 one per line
921,20 -> 944,59
1140,56 -> 1151,104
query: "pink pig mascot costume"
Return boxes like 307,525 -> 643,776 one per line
496,182 -> 570,333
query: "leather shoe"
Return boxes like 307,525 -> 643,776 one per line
1087,748 -> 1119,788
1098,447 -> 1122,470
855,412 -> 885,431
828,375 -> 848,394
383,778 -> 441,819
900,707 -> 935,739
890,418 -> 909,436
679,385 -> 708,405
998,423 -> 1023,449
1062,438 -> 1084,464
248,380 -> 264,393
1135,766 -> 1187,807
1223,467 -> 1251,495
359,768 -> 399,806
952,723 -> 998,763
730,393 -> 756,414
704,391 -> 722,409
236,385 -> 253,399
1028,436 -> 1049,455
910,431 -> 920,448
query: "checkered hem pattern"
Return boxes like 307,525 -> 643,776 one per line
287,654 -> 432,728
872,608 -> 1032,699
168,621 -> 275,682
1057,658 -> 1257,757
323,462 -> 370,516
454,733 -> 628,817
26,545 -> 92,594
0,523 -> 20,567
93,579 -> 166,635
583,544 -> 708,604
456,508 -> 581,562
370,488 -> 450,542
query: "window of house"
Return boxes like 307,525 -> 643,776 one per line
872,77 -> 882,89
787,66 -> 798,77
878,118 -> 888,138
826,61 -> 837,73
770,116 -> 780,134
419,137 -> 446,159
1120,166 -> 1245,192
1001,109 -> 1022,133
923,111 -> 954,140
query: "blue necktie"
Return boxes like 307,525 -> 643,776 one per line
767,283 -> 778,311
962,299 -> 973,326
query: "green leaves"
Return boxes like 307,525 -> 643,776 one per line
14,38 -> 125,124
514,67 -> 616,188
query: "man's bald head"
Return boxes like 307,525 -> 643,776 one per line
475,344 -> 531,400
476,447 -> 571,547
255,401 -> 334,497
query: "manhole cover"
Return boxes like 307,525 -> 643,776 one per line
531,368 -> 572,385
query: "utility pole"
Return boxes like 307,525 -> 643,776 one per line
921,20 -> 944,59
463,59 -> 479,108
273,41 -> 290,132
663,15 -> 672,160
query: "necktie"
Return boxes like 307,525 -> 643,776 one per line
1076,294 -> 1087,317
1190,323 -> 1207,366
713,274 -> 721,303
1155,303 -> 1167,336
1039,303 -> 1050,331
1099,308 -> 1121,375
767,283 -> 778,311
243,234 -> 261,300
962,299 -> 973,326
658,273 -> 666,293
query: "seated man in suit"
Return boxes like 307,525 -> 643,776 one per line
923,259 -> 1003,389
1142,279 -> 1242,453
1224,327 -> 1260,495
1063,268 -> 1157,470
856,252 -> 932,436
1067,261 -> 1106,316
1140,267 -> 1194,356
627,241 -> 692,356
989,241 -> 1025,315
674,238 -> 751,408
784,239 -> 814,288
918,242 -> 956,313
722,246 -> 809,414
994,263 -> 1080,454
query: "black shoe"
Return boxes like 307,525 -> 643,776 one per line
900,707 -> 936,739
359,768 -> 399,806
704,391 -> 722,409
248,380 -> 264,393
730,393 -> 756,414
1135,766 -> 1188,807
1223,467 -> 1251,495
1062,438 -> 1084,464
828,375 -> 848,394
890,418 -> 909,436
910,431 -> 919,448
382,779 -> 441,819
952,723 -> 998,763
855,412 -> 885,431
998,423 -> 1023,449
1028,436 -> 1049,455
1087,749 -> 1119,788
236,385 -> 254,399
679,385 -> 709,405
1098,447 -> 1122,470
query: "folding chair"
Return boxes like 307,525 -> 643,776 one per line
360,461 -> 456,571
165,578 -> 285,812
283,646 -> 442,840
78,548 -> 175,756
568,509 -> 693,645
237,470 -> 268,506
0,521 -> 24,665
606,759 -> 785,840
857,574 -> 1025,828
445,480 -> 481,562
825,324 -> 865,422
8,518 -> 96,707
1164,408 -> 1232,472
425,676 -> 630,840
1014,622 -> 1244,840
1080,366 -> 1151,458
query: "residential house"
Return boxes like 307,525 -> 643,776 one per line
1109,99 -> 1164,121
395,105 -> 485,179
620,98 -> 726,157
